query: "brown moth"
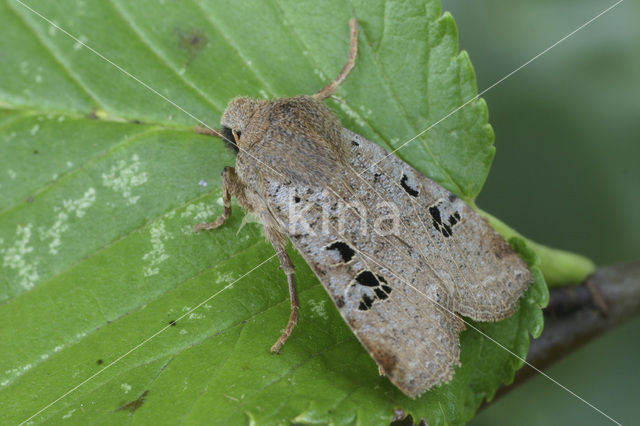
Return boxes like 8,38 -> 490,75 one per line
194,19 -> 531,398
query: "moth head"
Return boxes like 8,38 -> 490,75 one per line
220,96 -> 261,152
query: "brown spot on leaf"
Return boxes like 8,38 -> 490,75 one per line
118,390 -> 148,414
176,28 -> 208,66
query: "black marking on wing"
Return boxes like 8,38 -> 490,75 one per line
355,271 -> 379,287
354,271 -> 393,311
325,241 -> 355,263
400,174 -> 419,197
428,202 -> 461,238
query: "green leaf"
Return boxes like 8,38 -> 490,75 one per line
0,0 -> 547,424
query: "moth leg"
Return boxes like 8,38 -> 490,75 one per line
193,125 -> 224,138
193,166 -> 247,231
313,18 -> 358,100
265,226 -> 300,354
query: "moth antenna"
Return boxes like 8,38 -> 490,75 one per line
194,125 -> 224,139
313,18 -> 358,100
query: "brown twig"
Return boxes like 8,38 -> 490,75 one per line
486,259 -> 640,404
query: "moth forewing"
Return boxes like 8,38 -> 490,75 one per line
253,123 -> 530,397
196,19 -> 532,398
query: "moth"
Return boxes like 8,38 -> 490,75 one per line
194,19 -> 531,397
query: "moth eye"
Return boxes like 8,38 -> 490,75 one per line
400,173 -> 419,197
221,126 -> 239,153
325,241 -> 355,263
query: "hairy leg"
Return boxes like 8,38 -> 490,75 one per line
264,225 -> 300,354
193,166 -> 247,231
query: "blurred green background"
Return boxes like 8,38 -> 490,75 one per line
442,0 -> 639,424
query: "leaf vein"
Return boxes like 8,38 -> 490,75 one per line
106,0 -> 225,115
190,0 -> 279,99
346,0 -> 465,196
7,0 -> 104,111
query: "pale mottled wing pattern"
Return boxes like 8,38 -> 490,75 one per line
244,126 -> 531,397
262,178 -> 465,396
344,128 -> 532,322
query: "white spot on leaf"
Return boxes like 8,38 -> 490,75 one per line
313,68 -> 327,81
40,188 -> 96,255
308,299 -> 328,320
180,202 -> 217,233
121,383 -> 132,394
73,35 -> 87,50
102,154 -> 148,205
142,220 -> 172,277
358,104 -> 373,117
338,103 -> 366,128
2,363 -> 34,386
62,409 -> 75,419
1,224 -> 39,290
215,272 -> 235,285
